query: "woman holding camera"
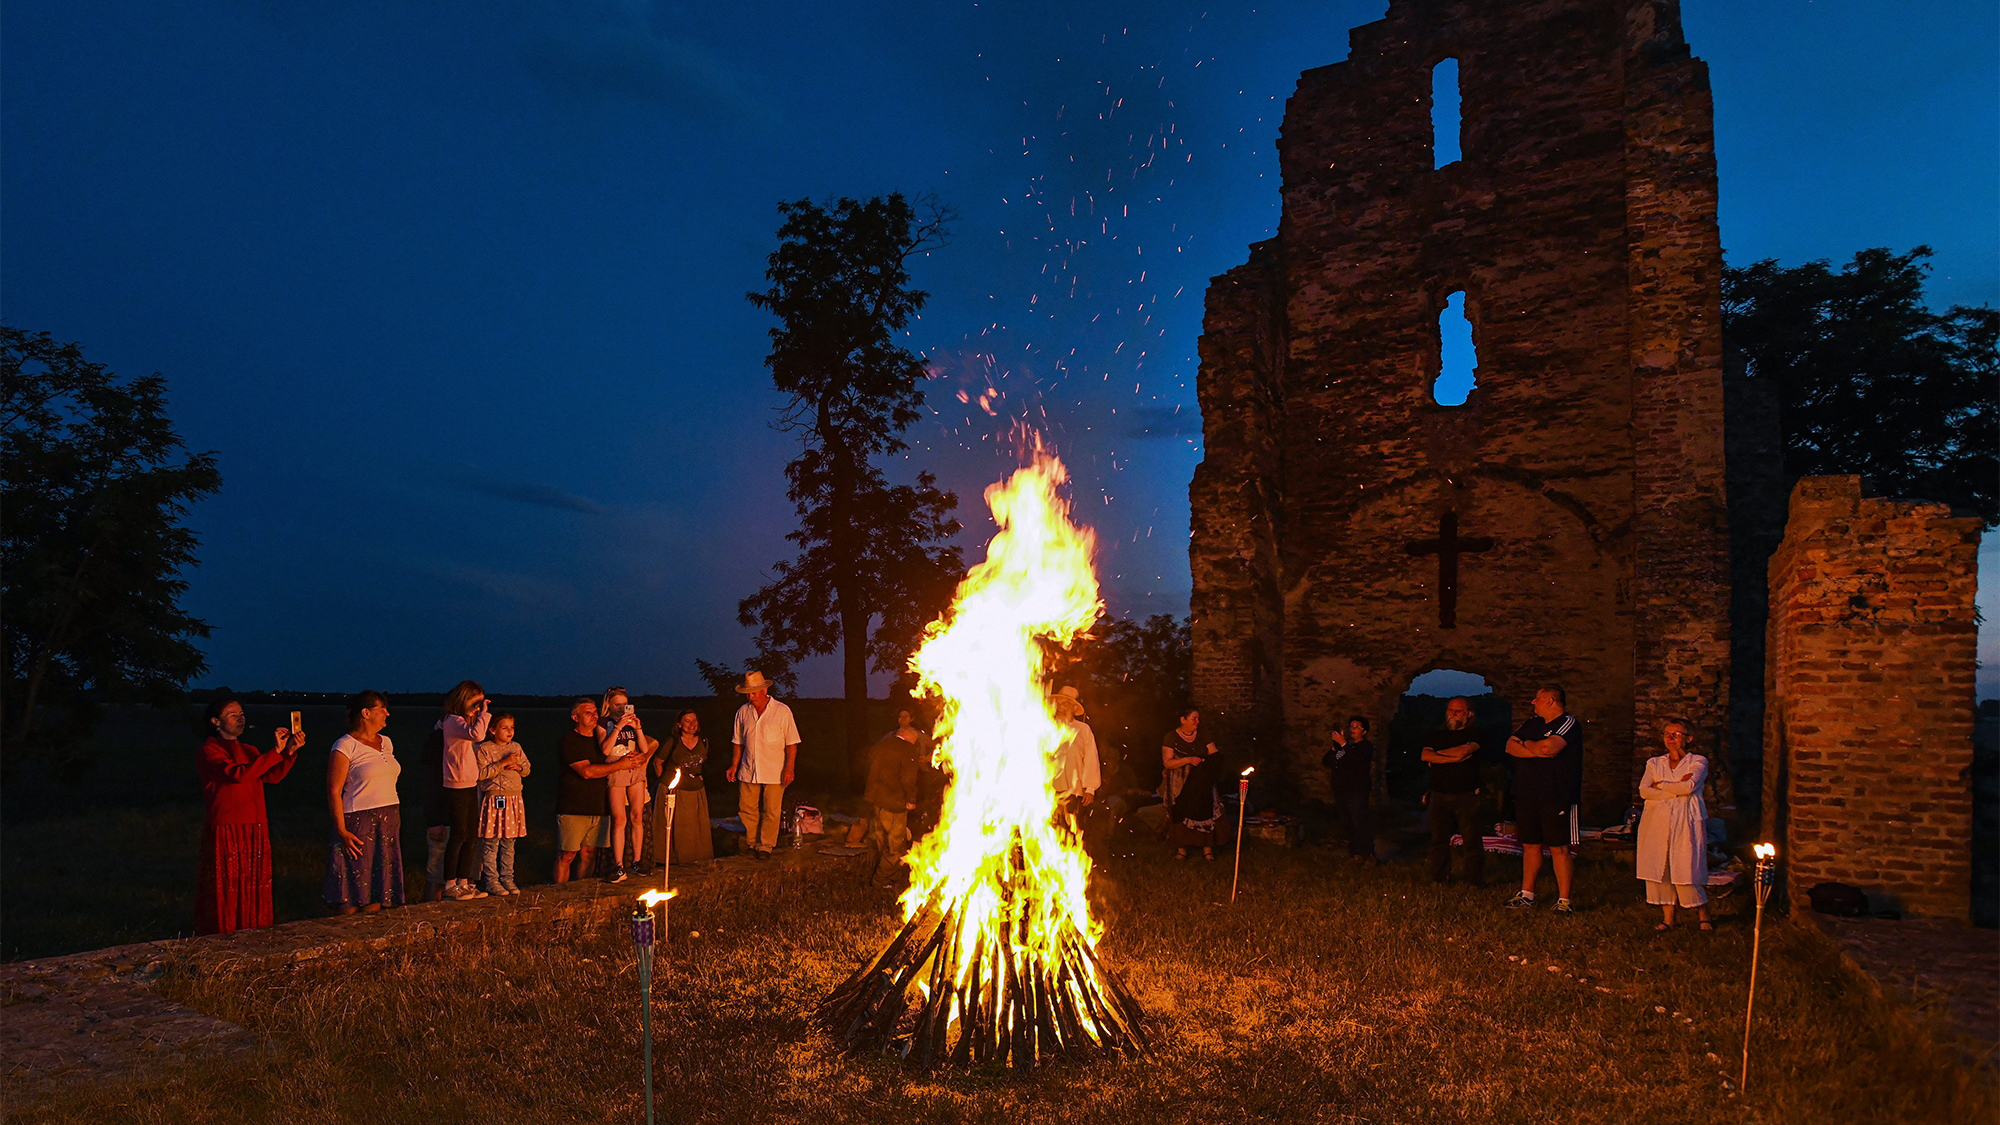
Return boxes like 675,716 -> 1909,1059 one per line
598,686 -> 658,883
196,695 -> 301,935
438,680 -> 493,901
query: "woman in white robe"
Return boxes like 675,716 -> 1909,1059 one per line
1636,719 -> 1710,930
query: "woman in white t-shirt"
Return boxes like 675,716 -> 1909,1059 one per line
324,690 -> 405,914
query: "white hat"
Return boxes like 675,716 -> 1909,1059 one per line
735,670 -> 779,695
1049,684 -> 1086,717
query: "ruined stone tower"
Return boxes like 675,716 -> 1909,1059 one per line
1190,0 -> 1731,818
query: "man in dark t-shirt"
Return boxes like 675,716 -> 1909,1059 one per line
1421,696 -> 1485,887
1322,716 -> 1377,862
554,698 -> 623,883
1504,686 -> 1582,913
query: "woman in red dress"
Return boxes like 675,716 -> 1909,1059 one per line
196,695 -> 301,935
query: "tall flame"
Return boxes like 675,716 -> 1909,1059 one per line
901,450 -> 1104,962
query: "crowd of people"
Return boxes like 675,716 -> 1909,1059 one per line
193,672 -> 789,933
192,673 -> 1714,937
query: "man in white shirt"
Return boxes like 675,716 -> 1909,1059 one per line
1050,686 -> 1101,833
726,670 -> 801,859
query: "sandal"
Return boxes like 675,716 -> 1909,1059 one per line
1654,922 -> 1674,932
1203,849 -> 1216,861
1175,849 -> 1188,861
1699,921 -> 1714,931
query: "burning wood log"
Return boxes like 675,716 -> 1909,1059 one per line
816,858 -> 1147,1070
815,451 -> 1147,1071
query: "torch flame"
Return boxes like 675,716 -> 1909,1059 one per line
638,890 -> 677,907
1753,843 -> 1775,860
668,768 -> 683,790
1240,766 -> 1256,777
901,450 -> 1104,960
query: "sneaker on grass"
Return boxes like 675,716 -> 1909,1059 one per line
449,884 -> 488,900
1553,898 -> 1576,914
606,866 -> 629,884
1504,890 -> 1536,909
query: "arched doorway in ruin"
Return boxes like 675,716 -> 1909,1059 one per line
1384,668 -> 1512,802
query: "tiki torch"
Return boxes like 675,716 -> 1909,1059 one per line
1231,767 -> 1255,904
659,769 -> 682,898
1740,843 -> 1777,1092
633,888 -> 676,1125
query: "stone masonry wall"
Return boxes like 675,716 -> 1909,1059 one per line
1761,476 -> 1983,920
1189,0 -> 1732,817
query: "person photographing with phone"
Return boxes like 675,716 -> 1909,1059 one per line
598,687 -> 659,883
437,680 -> 493,901
196,695 -> 302,935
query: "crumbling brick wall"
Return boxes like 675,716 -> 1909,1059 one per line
1761,476 -> 1982,920
1190,0 -> 1731,817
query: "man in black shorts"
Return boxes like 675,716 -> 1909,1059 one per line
1504,686 -> 1580,913
1421,696 -> 1484,886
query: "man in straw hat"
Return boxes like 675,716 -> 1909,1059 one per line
726,671 -> 801,859
1050,685 -> 1101,831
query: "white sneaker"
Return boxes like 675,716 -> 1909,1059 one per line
449,884 -> 489,900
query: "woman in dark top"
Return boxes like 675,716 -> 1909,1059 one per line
650,709 -> 714,864
1160,706 -> 1223,860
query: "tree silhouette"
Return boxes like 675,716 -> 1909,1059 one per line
2,328 -> 221,764
741,194 -> 965,779
1723,246 -> 1996,524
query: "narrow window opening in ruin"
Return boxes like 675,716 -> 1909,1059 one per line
1431,58 -> 1462,167
1389,670 -> 1508,794
1434,291 -> 1477,405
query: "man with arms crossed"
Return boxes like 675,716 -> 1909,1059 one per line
726,671 -> 800,859
1421,696 -> 1485,887
1504,686 -> 1581,913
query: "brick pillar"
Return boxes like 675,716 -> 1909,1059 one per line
1190,242 -> 1287,782
1761,476 -> 1982,920
1623,0 -> 1732,803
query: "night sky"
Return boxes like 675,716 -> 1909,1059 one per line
5,1 -> 1996,698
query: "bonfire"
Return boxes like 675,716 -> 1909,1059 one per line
817,451 -> 1148,1070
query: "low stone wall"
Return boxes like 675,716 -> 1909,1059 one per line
0,849 -> 784,1101
1760,476 -> 1983,919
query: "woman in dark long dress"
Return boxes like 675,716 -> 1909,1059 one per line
197,696 -> 301,935
1160,706 -> 1223,860
650,709 -> 714,864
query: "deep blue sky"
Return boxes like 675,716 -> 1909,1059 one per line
5,1 -> 1995,697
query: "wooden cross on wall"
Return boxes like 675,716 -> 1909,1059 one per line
1404,510 -> 1494,629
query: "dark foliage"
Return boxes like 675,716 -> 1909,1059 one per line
1043,614 -> 1192,794
1722,246 -> 1997,525
739,194 -> 966,777
1,328 -> 220,762
693,655 -> 798,699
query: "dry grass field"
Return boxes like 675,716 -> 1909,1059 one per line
11,843 -> 1991,1125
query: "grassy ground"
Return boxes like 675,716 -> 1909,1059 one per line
1,702 -> 881,960
12,844 -> 1991,1124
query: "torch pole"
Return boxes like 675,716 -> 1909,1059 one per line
631,901 -> 657,1125
1230,768 -> 1254,904
1740,845 -> 1777,1092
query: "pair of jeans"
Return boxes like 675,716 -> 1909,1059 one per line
481,837 -> 516,888
442,786 -> 480,882
738,782 -> 786,852
1426,790 -> 1485,885
1335,790 -> 1373,858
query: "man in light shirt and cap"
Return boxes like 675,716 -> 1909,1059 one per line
1050,685 -> 1101,832
726,671 -> 801,859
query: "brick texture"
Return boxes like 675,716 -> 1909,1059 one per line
1190,0 -> 1731,818
1760,476 -> 1982,920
